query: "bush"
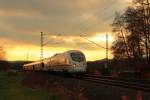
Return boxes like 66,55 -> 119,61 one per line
0,60 -> 10,71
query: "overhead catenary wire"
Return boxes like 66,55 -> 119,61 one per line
40,0 -> 118,45
39,0 -> 120,61
80,35 -> 106,49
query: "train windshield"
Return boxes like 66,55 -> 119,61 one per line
70,52 -> 85,62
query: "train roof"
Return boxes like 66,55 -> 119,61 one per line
23,50 -> 84,66
64,50 -> 83,54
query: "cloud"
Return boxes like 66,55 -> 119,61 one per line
6,44 -> 113,61
0,0 -> 130,36
0,33 -> 114,61
0,0 -> 130,61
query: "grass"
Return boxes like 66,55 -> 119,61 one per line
0,71 -> 49,100
0,70 -> 141,100
0,70 -> 132,100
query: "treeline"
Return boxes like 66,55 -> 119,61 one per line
112,0 -> 150,64
0,60 -> 10,71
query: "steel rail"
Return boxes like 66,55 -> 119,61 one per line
74,75 -> 150,92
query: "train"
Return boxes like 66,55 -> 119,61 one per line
23,50 -> 87,73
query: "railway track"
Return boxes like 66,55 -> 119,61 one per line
74,74 -> 150,92
21,71 -> 150,92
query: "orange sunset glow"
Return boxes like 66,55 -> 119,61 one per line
4,33 -> 114,61
0,0 -> 130,61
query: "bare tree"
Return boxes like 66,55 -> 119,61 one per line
112,0 -> 150,63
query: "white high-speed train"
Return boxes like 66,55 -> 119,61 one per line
23,50 -> 87,73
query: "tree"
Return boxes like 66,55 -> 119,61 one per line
111,0 -> 150,63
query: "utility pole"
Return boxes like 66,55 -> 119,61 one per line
80,34 -> 109,68
40,32 -> 44,66
105,34 -> 108,69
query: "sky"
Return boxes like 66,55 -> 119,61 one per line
0,0 -> 132,61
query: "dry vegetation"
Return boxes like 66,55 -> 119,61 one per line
0,47 -> 10,71
22,72 -> 88,100
0,60 -> 11,71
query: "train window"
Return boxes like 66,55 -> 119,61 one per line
70,52 -> 85,62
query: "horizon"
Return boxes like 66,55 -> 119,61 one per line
0,0 -> 132,61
